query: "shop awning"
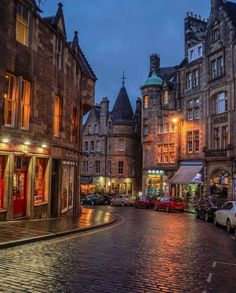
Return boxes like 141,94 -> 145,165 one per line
169,165 -> 203,185
80,177 -> 93,184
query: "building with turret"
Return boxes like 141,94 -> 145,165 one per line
81,80 -> 141,196
141,0 -> 236,206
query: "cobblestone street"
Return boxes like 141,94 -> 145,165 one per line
0,207 -> 236,293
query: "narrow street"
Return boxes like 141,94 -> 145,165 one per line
0,207 -> 236,293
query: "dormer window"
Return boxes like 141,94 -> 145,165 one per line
16,2 -> 29,46
188,43 -> 203,63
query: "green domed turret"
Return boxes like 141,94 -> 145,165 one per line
141,72 -> 163,89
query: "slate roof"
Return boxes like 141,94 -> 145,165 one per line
225,1 -> 236,24
78,46 -> 97,80
112,85 -> 134,125
159,67 -> 177,82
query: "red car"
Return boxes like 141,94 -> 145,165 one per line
134,195 -> 158,209
154,197 -> 185,212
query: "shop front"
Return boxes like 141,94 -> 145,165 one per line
144,170 -> 167,197
169,162 -> 204,211
209,169 -> 231,200
108,178 -> 134,196
0,156 -> 6,210
80,176 -> 94,196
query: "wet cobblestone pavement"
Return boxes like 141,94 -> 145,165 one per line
0,206 -> 236,293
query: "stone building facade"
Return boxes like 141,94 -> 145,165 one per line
141,0 -> 236,203
0,1 -> 96,220
81,82 -> 141,196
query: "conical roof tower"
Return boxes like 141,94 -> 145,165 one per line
112,74 -> 134,125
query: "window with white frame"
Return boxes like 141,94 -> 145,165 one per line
4,73 -> 16,127
216,92 -> 227,114
192,69 -> 199,87
16,1 -> 29,46
187,98 -> 200,120
94,161 -> 101,174
187,130 -> 200,153
186,72 -> 192,89
118,161 -> 124,175
211,56 -> 224,80
119,139 -> 125,151
56,37 -> 63,70
53,96 -> 62,137
21,80 -> 31,130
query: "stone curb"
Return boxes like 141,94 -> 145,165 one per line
0,216 -> 118,250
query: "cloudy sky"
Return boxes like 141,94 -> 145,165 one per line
41,0 -> 211,109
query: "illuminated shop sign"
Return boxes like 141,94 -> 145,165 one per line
146,170 -> 165,175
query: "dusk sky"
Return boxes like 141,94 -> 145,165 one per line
41,0 -> 212,109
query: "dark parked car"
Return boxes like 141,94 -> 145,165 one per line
195,196 -> 224,222
134,195 -> 158,208
81,194 -> 106,205
154,197 -> 185,212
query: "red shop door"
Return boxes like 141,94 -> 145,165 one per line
13,170 -> 27,217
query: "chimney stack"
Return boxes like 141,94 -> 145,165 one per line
149,54 -> 160,76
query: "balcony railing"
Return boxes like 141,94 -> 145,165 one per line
205,149 -> 228,158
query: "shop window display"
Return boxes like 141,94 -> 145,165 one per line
34,158 -> 47,204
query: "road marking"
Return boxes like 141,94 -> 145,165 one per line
207,273 -> 213,283
214,261 -> 236,267
212,261 -> 216,268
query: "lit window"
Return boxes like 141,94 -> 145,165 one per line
16,2 -> 29,46
216,92 -> 227,114
34,158 -> 47,204
54,96 -> 62,137
56,38 -> 63,70
143,95 -> 149,109
0,156 -> 5,209
119,139 -> 125,151
21,80 -> 31,130
118,161 -> 124,175
4,73 -> 16,127
71,107 -> 78,143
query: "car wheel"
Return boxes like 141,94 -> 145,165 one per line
226,219 -> 232,233
214,215 -> 219,226
166,206 -> 170,213
154,205 -> 158,211
205,212 -> 209,222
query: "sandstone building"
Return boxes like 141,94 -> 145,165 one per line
0,1 -> 96,220
81,81 -> 141,196
141,0 -> 236,204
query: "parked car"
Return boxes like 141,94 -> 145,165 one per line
195,196 -> 224,222
214,201 -> 236,232
154,197 -> 185,212
110,195 -> 134,207
81,194 -> 106,205
134,195 -> 158,208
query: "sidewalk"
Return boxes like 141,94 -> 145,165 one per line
0,208 -> 117,249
